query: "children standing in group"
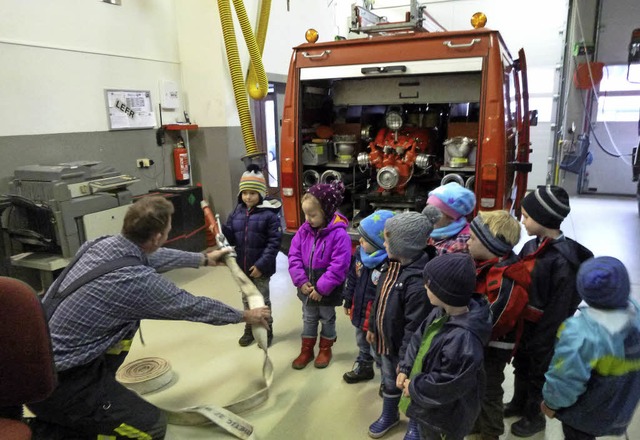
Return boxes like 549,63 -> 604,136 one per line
288,181 -> 351,370
342,210 -> 395,384
366,211 -> 435,439
222,165 -> 282,347
542,257 -> 640,440
467,211 -> 532,440
424,182 -> 476,255
397,253 -> 492,440
505,185 -> 593,437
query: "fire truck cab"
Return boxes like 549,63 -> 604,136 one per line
280,9 -> 533,246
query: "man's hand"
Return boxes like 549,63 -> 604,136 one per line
205,248 -> 232,266
396,372 -> 407,390
249,266 -> 262,278
242,306 -> 271,328
344,307 -> 351,316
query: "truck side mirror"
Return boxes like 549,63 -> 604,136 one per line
529,109 -> 538,127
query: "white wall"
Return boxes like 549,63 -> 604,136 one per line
0,0 -> 339,135
0,0 -> 185,136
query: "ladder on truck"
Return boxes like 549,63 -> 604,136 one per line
350,0 -> 446,36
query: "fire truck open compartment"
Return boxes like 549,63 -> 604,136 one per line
280,29 -> 531,241
298,70 -> 483,225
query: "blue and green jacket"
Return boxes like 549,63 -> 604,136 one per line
543,299 -> 640,437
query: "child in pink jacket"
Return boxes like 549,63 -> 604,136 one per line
288,181 -> 351,370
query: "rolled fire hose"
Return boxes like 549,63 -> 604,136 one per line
117,210 -> 272,439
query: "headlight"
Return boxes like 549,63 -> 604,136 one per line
385,110 -> 403,131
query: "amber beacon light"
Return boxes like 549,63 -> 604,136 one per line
471,12 -> 487,29
305,29 -> 319,44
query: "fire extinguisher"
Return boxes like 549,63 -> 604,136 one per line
173,139 -> 190,185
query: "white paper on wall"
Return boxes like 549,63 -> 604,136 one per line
161,80 -> 180,110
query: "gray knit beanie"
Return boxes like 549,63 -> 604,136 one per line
384,211 -> 434,260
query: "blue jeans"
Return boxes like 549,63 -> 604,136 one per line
372,349 -> 401,397
301,304 -> 336,339
355,328 -> 374,365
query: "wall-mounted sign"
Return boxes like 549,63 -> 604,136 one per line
105,89 -> 155,130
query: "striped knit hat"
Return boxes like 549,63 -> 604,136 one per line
238,164 -> 267,200
521,185 -> 570,229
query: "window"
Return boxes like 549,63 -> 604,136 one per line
596,65 -> 640,122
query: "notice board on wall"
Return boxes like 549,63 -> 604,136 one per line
105,89 -> 156,130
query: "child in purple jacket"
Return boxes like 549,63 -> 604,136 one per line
288,181 -> 351,370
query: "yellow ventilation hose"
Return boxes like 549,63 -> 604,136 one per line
218,0 -> 270,157
245,0 -> 271,99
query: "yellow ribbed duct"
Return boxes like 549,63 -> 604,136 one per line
245,0 -> 271,99
218,0 -> 270,157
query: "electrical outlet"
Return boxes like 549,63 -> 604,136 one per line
137,158 -> 153,168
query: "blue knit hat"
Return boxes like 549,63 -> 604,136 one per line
577,257 -> 630,310
358,210 -> 395,250
427,182 -> 476,220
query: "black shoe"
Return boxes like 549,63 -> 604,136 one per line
238,327 -> 254,347
503,400 -> 525,418
343,362 -> 375,383
511,414 -> 546,437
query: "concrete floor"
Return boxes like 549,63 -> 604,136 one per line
124,195 -> 640,440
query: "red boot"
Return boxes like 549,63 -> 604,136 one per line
314,336 -> 336,368
292,337 -> 316,369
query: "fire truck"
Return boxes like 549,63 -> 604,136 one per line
279,6 -> 534,246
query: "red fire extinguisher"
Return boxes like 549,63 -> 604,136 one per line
173,139 -> 190,185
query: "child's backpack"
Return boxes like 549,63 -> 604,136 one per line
480,260 -> 540,341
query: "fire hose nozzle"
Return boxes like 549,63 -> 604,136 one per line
214,214 -> 237,258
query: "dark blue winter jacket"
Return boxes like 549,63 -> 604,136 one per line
368,252 -> 433,361
517,236 -> 593,383
401,295 -> 492,440
222,199 -> 282,278
343,246 -> 387,332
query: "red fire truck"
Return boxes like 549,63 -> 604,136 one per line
279,7 -> 534,246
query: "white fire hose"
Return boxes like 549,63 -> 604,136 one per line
116,218 -> 272,439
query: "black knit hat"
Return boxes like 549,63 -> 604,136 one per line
422,253 -> 476,307
521,185 -> 570,229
